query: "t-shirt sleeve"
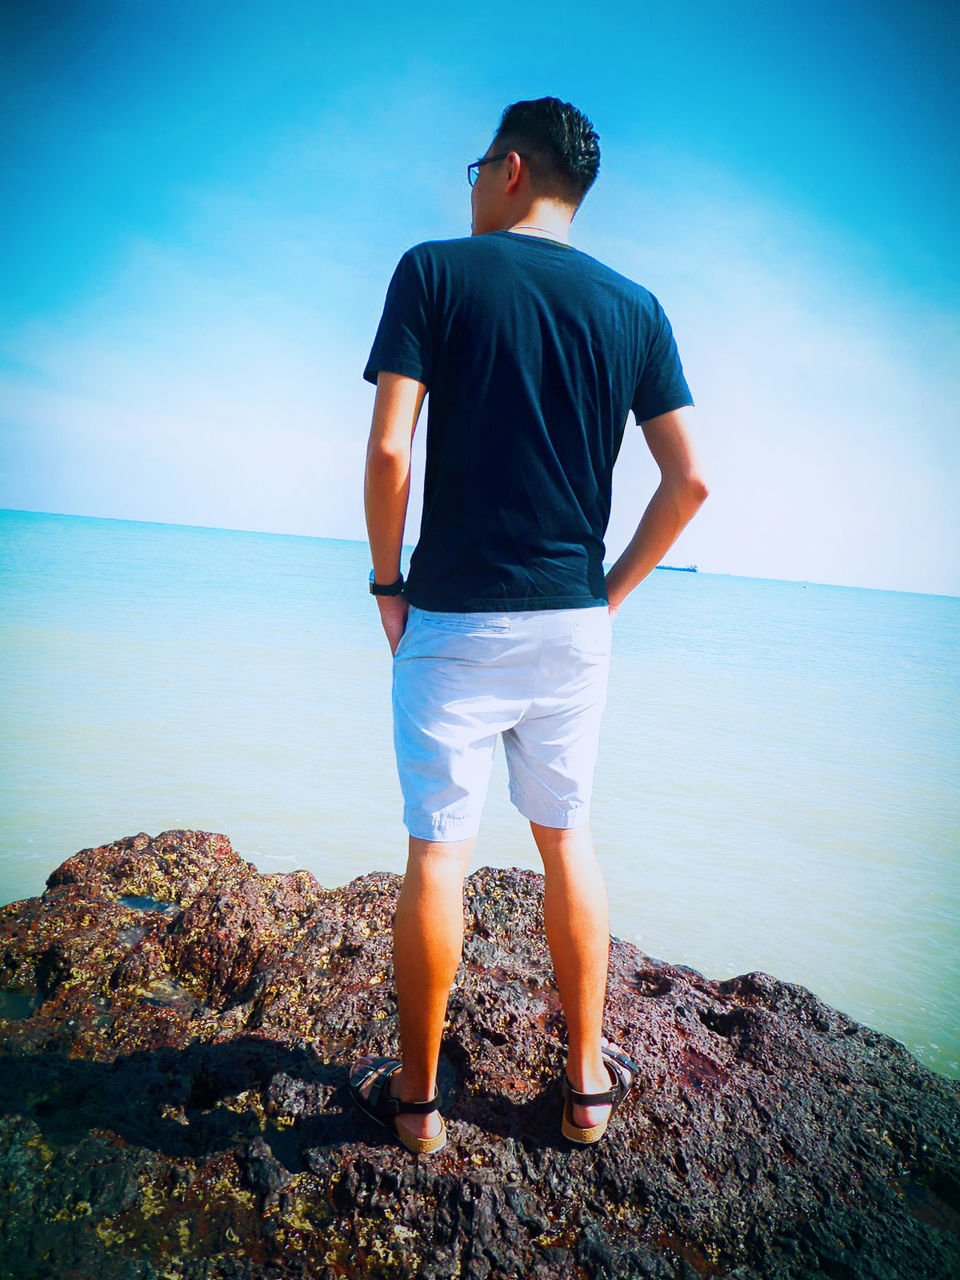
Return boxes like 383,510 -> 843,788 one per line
631,298 -> 694,423
362,248 -> 434,387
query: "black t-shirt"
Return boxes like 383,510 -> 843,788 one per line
363,229 -> 693,611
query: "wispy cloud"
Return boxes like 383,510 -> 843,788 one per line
0,232 -> 376,536
1,129 -> 957,594
593,156 -> 960,593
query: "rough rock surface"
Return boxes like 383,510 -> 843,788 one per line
0,829 -> 957,1280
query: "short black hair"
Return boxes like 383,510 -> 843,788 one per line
492,97 -> 600,207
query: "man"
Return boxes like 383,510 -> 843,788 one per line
350,98 -> 707,1155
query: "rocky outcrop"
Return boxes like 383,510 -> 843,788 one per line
0,829 -> 957,1279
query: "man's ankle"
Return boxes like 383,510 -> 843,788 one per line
565,1054 -> 608,1090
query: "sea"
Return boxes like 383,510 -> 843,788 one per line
1,508 -> 958,1080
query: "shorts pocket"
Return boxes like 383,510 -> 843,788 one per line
416,611 -> 511,633
570,609 -> 612,657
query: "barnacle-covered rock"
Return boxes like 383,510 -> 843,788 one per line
0,829 -> 957,1278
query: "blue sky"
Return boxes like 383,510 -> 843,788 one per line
2,0 -> 958,594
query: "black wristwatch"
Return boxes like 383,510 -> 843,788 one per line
369,570 -> 405,597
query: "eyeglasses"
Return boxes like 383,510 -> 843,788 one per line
467,152 -> 529,187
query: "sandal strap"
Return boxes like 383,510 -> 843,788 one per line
384,1087 -> 441,1116
566,1080 -> 617,1106
565,1061 -> 620,1106
355,1058 -> 443,1119
565,1049 -> 637,1107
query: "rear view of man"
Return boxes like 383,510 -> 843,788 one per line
351,98 -> 707,1155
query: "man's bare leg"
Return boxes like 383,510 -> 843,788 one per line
530,820 -> 623,1130
352,834 -> 475,1140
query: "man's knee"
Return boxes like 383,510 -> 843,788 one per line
406,834 -> 476,875
530,819 -> 596,866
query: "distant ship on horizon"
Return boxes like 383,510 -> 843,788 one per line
656,563 -> 698,573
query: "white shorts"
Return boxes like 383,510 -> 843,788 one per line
391,604 -> 612,842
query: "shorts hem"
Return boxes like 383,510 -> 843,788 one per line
511,797 -> 592,829
403,810 -> 482,842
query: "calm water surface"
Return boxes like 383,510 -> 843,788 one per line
2,509 -> 957,1079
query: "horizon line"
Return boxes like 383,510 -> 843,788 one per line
2,505 -> 957,602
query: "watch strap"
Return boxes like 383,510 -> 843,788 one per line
369,572 -> 405,597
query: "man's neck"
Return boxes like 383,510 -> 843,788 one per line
506,224 -> 570,244
503,202 -> 573,244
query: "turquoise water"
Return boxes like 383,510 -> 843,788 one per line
2,508 -> 958,1079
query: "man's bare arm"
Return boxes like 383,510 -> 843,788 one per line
604,407 -> 708,614
364,370 -> 427,653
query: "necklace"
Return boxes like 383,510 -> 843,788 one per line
508,224 -> 570,244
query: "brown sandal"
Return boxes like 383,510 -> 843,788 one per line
561,1042 -> 637,1144
349,1056 -> 447,1155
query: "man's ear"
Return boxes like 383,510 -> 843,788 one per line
504,150 -> 525,193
